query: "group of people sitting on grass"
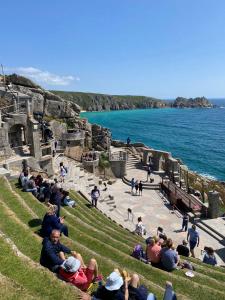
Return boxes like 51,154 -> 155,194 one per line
132,225 -> 217,272
18,167 -> 77,238
19,168 -> 76,210
40,229 -> 177,300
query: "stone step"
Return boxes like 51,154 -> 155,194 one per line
200,219 -> 225,241
196,221 -> 225,245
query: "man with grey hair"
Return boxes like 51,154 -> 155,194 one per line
40,229 -> 76,272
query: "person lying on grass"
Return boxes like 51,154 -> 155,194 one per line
59,254 -> 102,292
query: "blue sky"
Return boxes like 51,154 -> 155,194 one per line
1,0 -> 225,98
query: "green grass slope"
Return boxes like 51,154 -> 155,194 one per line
0,176 -> 225,299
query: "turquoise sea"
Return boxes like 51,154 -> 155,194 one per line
82,99 -> 225,181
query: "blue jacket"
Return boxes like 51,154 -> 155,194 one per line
41,214 -> 61,237
40,237 -> 71,270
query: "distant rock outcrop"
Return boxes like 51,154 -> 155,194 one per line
173,97 -> 212,108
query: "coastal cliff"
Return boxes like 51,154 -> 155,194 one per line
51,91 -> 213,111
51,91 -> 166,111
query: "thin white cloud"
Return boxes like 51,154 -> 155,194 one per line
5,66 -> 79,86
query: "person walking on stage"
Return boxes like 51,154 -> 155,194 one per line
134,180 -> 139,195
91,186 -> 100,208
131,178 -> 135,195
181,213 -> 189,232
138,181 -> 143,196
187,224 -> 200,258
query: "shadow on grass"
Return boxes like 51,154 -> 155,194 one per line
85,203 -> 93,209
28,218 -> 42,228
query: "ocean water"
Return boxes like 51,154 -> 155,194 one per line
81,100 -> 225,181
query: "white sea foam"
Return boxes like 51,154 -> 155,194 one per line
199,173 -> 217,181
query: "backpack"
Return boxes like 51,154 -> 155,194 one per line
132,244 -> 144,260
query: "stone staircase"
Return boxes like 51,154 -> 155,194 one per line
124,154 -> 161,190
126,154 -> 141,170
53,154 -> 118,211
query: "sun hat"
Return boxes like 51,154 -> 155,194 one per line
61,256 -> 81,273
105,271 -> 123,291
185,271 -> 195,278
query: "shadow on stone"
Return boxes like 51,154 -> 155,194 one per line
215,247 -> 225,262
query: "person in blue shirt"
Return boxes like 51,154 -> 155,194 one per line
160,239 -> 179,272
41,205 -> 68,237
203,247 -> 217,266
187,224 -> 200,258
40,229 -> 75,272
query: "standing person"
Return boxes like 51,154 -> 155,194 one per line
134,180 -> 139,195
181,213 -> 189,232
131,178 -> 135,195
187,224 -> 200,258
138,181 -> 143,196
59,162 -> 67,183
54,139 -> 58,150
91,186 -> 100,208
127,137 -> 131,147
146,165 -> 151,182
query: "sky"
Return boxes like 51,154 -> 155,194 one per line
1,0 -> 225,98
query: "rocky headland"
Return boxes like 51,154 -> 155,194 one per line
51,90 -> 213,111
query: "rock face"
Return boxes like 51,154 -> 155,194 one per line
51,91 -> 166,111
173,97 -> 212,108
91,124 -> 111,150
5,74 -> 81,117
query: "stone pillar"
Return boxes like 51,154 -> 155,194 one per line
27,119 -> 42,160
207,191 -> 220,219
26,98 -> 33,117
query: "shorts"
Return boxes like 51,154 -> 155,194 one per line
189,240 -> 197,250
79,268 -> 95,291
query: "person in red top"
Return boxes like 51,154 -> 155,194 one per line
146,238 -> 161,267
59,253 -> 100,291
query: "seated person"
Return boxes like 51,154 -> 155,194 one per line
63,191 -> 76,208
35,174 -> 43,187
146,238 -> 161,266
40,229 -> 75,272
59,254 -> 100,291
24,176 -> 38,196
157,227 -> 167,240
92,270 -> 124,300
160,239 -> 179,272
203,247 -> 217,266
120,270 -> 155,300
41,205 -> 68,237
176,240 -> 190,257
135,217 -> 146,236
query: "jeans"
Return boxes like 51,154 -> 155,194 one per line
92,197 -> 98,207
